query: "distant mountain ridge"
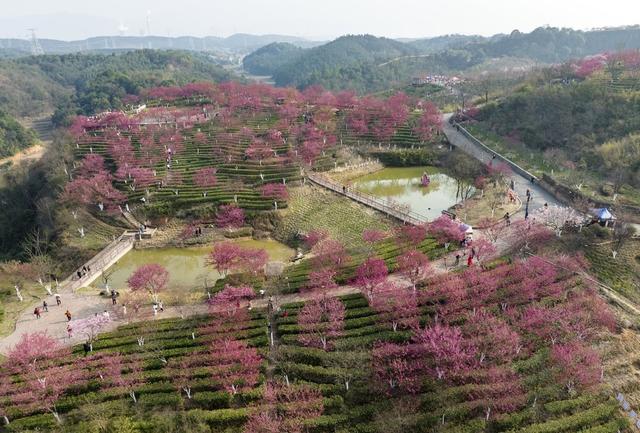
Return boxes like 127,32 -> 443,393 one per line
242,26 -> 640,93
0,34 -> 324,57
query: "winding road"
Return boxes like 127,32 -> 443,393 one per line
442,113 -> 562,215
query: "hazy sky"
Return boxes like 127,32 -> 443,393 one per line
2,0 -> 640,41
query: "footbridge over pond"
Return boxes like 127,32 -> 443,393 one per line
307,172 -> 431,226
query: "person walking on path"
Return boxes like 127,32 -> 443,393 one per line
65,310 -> 72,322
510,179 -> 515,190
34,307 -> 41,319
467,255 -> 474,267
42,300 -> 48,312
67,324 -> 73,339
55,293 -> 61,306
504,212 -> 511,226
111,290 -> 117,305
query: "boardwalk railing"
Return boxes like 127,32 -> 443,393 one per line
307,173 -> 429,225
64,232 -> 136,292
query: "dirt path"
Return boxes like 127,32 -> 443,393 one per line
0,144 -> 45,167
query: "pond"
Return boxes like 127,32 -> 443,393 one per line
351,166 -> 465,220
104,238 -> 294,291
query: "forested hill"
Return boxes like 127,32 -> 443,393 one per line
406,34 -> 490,53
270,35 -> 419,92
459,26 -> 640,63
242,42 -> 305,76
248,26 -> 640,93
0,50 -> 237,129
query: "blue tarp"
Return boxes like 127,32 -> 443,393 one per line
596,208 -> 613,220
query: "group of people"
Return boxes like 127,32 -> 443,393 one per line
33,294 -> 63,319
453,246 -> 478,267
76,265 -> 91,280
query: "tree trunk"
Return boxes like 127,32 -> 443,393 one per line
50,409 -> 61,424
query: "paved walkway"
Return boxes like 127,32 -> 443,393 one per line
0,236 -> 485,355
0,292 -> 116,354
442,114 -> 562,216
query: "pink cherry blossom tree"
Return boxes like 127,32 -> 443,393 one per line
172,357 -> 196,400
77,153 -> 107,177
362,229 -> 387,256
428,215 -> 462,248
243,382 -> 324,433
468,237 -> 498,265
551,342 -> 601,394
370,281 -> 420,332
208,285 -> 255,316
7,332 -> 61,374
209,337 -> 261,395
371,342 -> 423,396
193,167 -> 218,197
0,375 -> 11,425
246,139 -> 274,165
21,362 -> 83,424
463,310 -> 521,365
129,167 -> 156,195
207,243 -> 267,278
260,183 -> 289,201
311,238 -> 348,270
467,366 -> 527,420
413,101 -> 443,143
208,242 -> 243,278
240,248 -> 268,276
71,314 -> 111,351
394,225 -> 427,250
216,204 -> 245,229
414,322 -> 476,381
127,263 -> 169,304
303,229 -> 328,249
396,249 -> 431,290
306,269 -> 338,295
355,257 -> 388,300
298,297 -> 345,350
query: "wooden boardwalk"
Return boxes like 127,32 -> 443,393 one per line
307,173 -> 429,225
